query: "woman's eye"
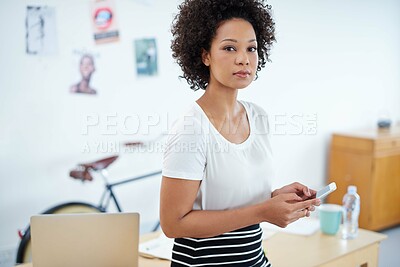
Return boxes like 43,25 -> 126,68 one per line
224,46 -> 236,51
248,47 -> 257,52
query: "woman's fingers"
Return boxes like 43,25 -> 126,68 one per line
287,209 -> 309,224
309,188 -> 317,197
303,205 -> 315,212
274,192 -> 320,227
293,198 -> 320,212
291,182 -> 313,199
302,186 -> 311,197
281,192 -> 303,202
290,206 -> 312,222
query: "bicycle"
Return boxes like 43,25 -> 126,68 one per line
16,143 -> 162,264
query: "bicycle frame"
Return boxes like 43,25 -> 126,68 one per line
96,169 -> 162,212
16,153 -> 163,264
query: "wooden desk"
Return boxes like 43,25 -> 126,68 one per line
16,228 -> 386,267
264,228 -> 386,267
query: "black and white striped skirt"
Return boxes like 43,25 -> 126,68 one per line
171,224 -> 271,267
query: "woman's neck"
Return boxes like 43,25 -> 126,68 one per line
197,84 -> 240,119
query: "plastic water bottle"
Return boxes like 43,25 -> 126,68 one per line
342,185 -> 360,239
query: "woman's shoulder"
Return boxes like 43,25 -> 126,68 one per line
168,103 -> 205,135
240,100 -> 268,116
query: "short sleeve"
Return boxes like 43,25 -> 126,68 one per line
162,114 -> 207,180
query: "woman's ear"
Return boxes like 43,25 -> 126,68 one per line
202,49 -> 210,66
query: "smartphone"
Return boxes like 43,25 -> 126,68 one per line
316,182 -> 337,199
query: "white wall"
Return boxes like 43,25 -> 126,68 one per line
1,0 -> 399,250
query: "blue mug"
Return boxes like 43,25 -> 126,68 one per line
319,204 -> 342,235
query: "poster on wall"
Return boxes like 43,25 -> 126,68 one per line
25,6 -> 58,55
91,0 -> 120,44
70,51 -> 99,95
134,38 -> 158,77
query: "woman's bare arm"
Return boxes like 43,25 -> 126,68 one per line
160,176 -> 320,238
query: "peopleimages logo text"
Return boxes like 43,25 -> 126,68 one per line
81,112 -> 318,136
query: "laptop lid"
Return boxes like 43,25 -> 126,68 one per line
31,212 -> 139,267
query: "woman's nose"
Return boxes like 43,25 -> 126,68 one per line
235,51 -> 250,65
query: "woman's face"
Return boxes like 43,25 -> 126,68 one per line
80,56 -> 95,79
202,18 -> 258,90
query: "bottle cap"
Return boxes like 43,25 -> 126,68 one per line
348,185 -> 357,193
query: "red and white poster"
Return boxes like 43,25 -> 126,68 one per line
91,0 -> 119,44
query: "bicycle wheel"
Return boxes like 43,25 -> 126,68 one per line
16,202 -> 102,264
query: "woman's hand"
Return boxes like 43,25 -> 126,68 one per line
261,192 -> 321,228
272,182 -> 317,200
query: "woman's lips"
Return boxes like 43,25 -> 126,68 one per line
233,70 -> 251,78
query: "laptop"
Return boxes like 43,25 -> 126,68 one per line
30,213 -> 140,267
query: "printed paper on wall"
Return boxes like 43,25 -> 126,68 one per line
134,38 -> 158,77
25,6 -> 58,55
91,0 -> 120,44
70,50 -> 99,95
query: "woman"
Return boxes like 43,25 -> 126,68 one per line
160,1 -> 321,266
70,54 -> 97,95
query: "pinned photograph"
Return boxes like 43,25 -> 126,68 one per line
91,0 -> 119,44
25,6 -> 58,55
70,52 -> 98,95
134,38 -> 158,76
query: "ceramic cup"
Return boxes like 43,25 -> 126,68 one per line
319,204 -> 342,235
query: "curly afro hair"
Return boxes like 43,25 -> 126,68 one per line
171,0 -> 276,91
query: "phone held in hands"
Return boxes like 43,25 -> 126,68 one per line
316,182 -> 337,200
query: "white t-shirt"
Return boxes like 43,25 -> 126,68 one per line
162,100 -> 274,211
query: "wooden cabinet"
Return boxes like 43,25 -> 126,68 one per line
327,127 -> 400,231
